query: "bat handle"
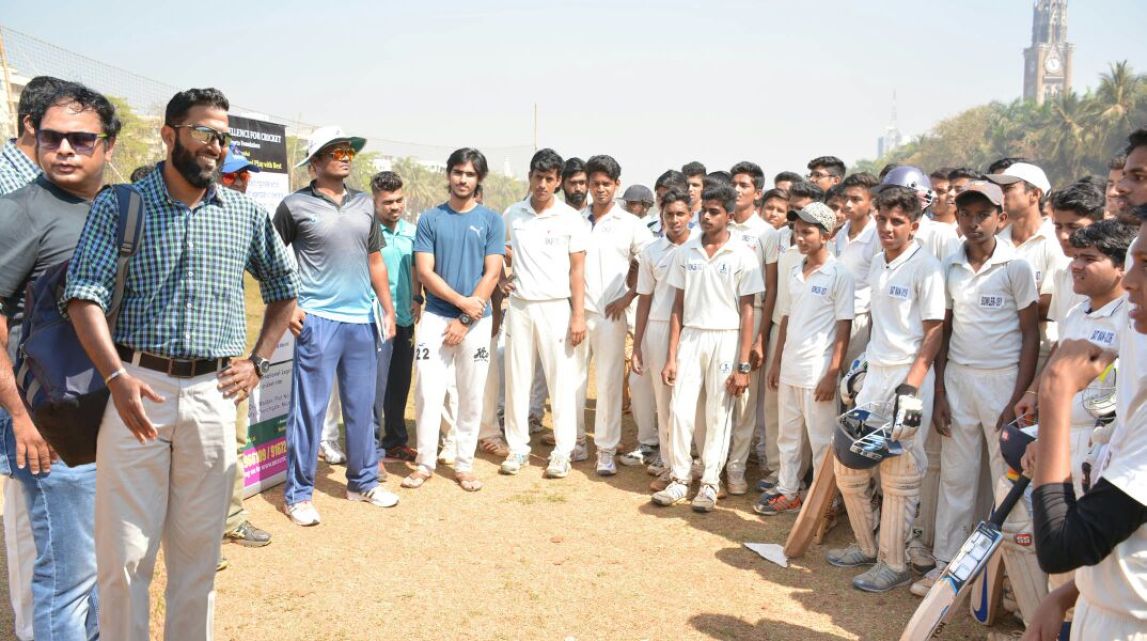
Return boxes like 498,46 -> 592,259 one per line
989,475 -> 1031,527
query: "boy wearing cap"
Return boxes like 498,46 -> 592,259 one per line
826,186 -> 944,592
759,202 -> 855,516
274,127 -> 399,526
652,184 -> 763,512
919,180 -> 1039,592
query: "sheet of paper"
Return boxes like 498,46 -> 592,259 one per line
744,542 -> 788,568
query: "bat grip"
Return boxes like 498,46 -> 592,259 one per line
989,475 -> 1031,527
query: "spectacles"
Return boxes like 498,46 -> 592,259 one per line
36,129 -> 108,155
221,170 -> 250,186
323,147 -> 356,161
170,124 -> 232,147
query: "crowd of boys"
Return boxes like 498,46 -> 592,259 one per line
0,77 -> 1145,641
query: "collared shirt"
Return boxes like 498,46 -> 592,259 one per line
1059,296 -> 1127,430
833,216 -> 880,315
667,234 -> 763,331
1001,216 -> 1067,355
65,163 -> 298,359
504,197 -> 589,301
381,218 -> 417,326
0,139 -> 40,196
582,202 -> 654,315
728,214 -> 780,310
778,255 -> 855,387
1049,259 -> 1086,325
274,182 -> 383,323
915,215 -> 961,262
866,244 -> 945,368
635,236 -> 684,323
773,245 -> 802,325
942,239 -> 1038,368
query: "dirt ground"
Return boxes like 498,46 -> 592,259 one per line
0,394 -> 1019,641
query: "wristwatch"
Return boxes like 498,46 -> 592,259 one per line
458,313 -> 473,327
250,354 -> 271,378
737,362 -> 752,374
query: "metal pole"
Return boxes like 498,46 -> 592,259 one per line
0,27 -> 18,139
533,102 -> 538,151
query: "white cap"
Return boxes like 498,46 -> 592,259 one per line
987,162 -> 1051,196
296,125 -> 366,168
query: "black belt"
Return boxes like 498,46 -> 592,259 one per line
115,345 -> 231,379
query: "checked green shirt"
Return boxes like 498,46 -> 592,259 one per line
64,163 -> 299,359
0,139 -> 41,196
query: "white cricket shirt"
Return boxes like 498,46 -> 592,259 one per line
916,215 -> 961,262
773,246 -> 802,325
1048,259 -> 1087,325
778,255 -> 856,387
504,198 -> 590,302
866,244 -> 946,368
833,216 -> 880,315
728,214 -> 779,309
636,236 -> 684,323
666,234 -> 764,331
582,203 -> 654,315
1059,296 -> 1128,430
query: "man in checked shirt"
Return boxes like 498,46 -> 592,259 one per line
66,87 -> 298,641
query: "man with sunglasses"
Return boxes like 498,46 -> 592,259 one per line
0,80 -> 116,641
220,142 -> 260,193
274,126 -> 399,527
65,87 -> 298,641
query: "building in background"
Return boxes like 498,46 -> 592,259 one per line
1023,0 -> 1074,105
877,92 -> 903,159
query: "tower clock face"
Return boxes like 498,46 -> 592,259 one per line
1045,51 -> 1062,74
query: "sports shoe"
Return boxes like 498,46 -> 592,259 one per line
651,480 -> 689,506
726,469 -> 749,495
754,492 -> 802,516
645,450 -> 665,475
596,451 -> 617,476
618,444 -> 658,467
692,483 -> 719,512
318,441 -> 346,465
545,454 -> 571,479
649,468 -> 672,492
499,453 -> 530,475
348,486 -> 400,508
528,414 -> 545,434
910,564 -> 946,597
906,534 -> 936,573
286,501 -> 321,527
756,470 -> 780,492
826,543 -> 877,568
224,521 -> 272,547
571,439 -> 589,462
852,561 -> 912,593
388,445 -> 418,462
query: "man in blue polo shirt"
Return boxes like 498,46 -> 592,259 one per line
274,126 -> 399,526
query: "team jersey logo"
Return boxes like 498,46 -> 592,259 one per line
473,346 -> 490,363
1089,329 -> 1117,346
810,284 -> 828,297
719,362 -> 732,374
888,284 -> 910,300
687,260 -> 705,271
469,225 -> 483,237
718,262 -> 730,275
1013,533 -> 1032,547
979,295 -> 1005,309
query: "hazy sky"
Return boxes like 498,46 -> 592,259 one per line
5,0 -> 1147,188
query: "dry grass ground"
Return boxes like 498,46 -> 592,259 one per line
0,283 -> 1018,640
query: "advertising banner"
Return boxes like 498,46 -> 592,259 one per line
227,114 -> 291,217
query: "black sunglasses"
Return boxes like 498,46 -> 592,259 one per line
36,129 -> 108,155
171,124 -> 232,147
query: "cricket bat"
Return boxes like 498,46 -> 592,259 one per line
898,475 -> 1031,641
967,544 -> 1005,625
783,449 -> 837,559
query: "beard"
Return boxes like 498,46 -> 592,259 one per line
565,191 -> 587,208
172,136 -> 219,189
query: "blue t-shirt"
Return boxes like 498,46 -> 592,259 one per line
414,203 -> 505,319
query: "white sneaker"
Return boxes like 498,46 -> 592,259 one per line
910,563 -> 946,597
545,454 -> 571,479
596,451 -> 617,476
571,439 -> 589,462
726,469 -> 749,495
348,486 -> 399,508
318,441 -> 346,465
286,501 -> 321,526
652,480 -> 689,506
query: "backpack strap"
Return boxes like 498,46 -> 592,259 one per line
107,184 -> 144,329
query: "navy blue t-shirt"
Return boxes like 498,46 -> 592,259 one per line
414,203 -> 506,318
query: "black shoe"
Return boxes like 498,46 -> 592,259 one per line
225,521 -> 272,548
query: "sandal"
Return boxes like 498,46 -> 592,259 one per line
401,467 -> 432,489
479,437 -> 509,457
455,471 -> 483,492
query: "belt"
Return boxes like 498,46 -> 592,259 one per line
115,345 -> 231,379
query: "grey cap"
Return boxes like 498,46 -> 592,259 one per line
622,184 -> 655,205
787,202 -> 836,232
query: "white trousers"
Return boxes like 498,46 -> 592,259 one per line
668,328 -> 738,486
640,321 -> 672,457
1071,596 -> 1147,641
504,298 -> 579,458
321,379 -> 341,445
3,477 -> 34,640
479,321 -> 506,441
413,312 -> 493,472
574,310 -> 628,454
776,382 -> 839,498
629,331 -> 658,448
96,363 -> 236,641
754,323 -> 781,471
727,314 -> 762,474
933,362 -> 1014,563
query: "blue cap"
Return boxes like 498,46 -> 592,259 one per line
221,143 -> 261,174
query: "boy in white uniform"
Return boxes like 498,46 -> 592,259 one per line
833,172 -> 882,368
573,155 -> 653,475
726,161 -> 779,495
500,148 -> 589,478
632,188 -> 693,493
651,184 -> 763,512
1047,180 -> 1105,328
759,202 -> 855,516
920,181 -> 1040,592
826,186 -> 945,592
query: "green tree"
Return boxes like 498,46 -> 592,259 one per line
106,96 -> 162,183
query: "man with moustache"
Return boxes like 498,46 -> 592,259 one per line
65,87 -> 299,641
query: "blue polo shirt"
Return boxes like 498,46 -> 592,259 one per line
413,203 -> 505,319
380,218 -> 417,326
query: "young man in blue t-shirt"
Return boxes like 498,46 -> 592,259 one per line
402,148 -> 505,492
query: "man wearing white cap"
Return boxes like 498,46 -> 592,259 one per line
274,127 -> 398,526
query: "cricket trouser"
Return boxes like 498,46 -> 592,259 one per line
505,297 -> 579,458
995,475 -> 1046,625
835,363 -> 933,573
574,311 -> 628,454
3,474 -> 35,641
530,357 -> 548,421
1070,596 -> 1147,641
96,362 -> 237,641
629,333 -> 658,449
641,321 -> 673,459
932,362 -> 1015,563
413,312 -> 494,473
479,322 -> 506,441
667,328 -> 738,487
321,379 -> 341,446
775,381 -> 839,498
754,323 -> 781,471
727,315 -> 763,476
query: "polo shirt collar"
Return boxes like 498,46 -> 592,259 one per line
798,253 -> 837,278
686,233 -> 739,259
523,196 -> 562,218
954,237 -> 1017,270
305,180 -> 356,208
1003,216 -> 1054,246
884,243 -> 922,270
1087,295 -> 1126,319
586,201 -> 624,227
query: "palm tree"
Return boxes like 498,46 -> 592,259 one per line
1094,61 -> 1143,157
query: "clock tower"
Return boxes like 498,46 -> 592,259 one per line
1023,0 -> 1073,105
